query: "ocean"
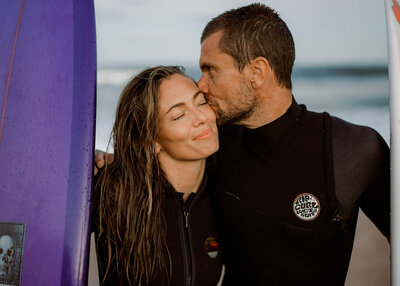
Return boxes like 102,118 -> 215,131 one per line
96,65 -> 390,152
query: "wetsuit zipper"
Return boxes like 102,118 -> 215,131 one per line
183,210 -> 192,286
177,194 -> 196,286
176,188 -> 203,286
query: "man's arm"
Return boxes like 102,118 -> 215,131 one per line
93,150 -> 114,176
357,130 -> 390,239
332,116 -> 390,240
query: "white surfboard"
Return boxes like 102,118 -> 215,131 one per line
384,0 -> 400,284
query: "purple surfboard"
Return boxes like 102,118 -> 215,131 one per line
0,0 -> 96,285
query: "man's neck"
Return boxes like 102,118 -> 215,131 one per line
241,87 -> 293,129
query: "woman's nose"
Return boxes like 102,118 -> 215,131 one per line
192,108 -> 208,126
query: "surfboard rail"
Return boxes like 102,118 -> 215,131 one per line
384,0 -> 400,284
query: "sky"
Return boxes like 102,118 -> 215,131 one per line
94,0 -> 389,68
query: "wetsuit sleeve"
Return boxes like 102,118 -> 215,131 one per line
358,131 -> 390,239
332,117 -> 390,240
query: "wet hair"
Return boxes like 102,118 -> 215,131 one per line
94,66 -> 185,285
201,3 -> 295,90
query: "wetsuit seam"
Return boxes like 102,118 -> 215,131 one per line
322,112 -> 343,229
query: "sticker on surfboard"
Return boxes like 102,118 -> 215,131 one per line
0,223 -> 25,286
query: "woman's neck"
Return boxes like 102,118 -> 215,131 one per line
159,157 -> 206,201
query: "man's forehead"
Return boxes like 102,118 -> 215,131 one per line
200,31 -> 225,65
201,31 -> 223,51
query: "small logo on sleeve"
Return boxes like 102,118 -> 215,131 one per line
293,193 -> 320,221
204,237 -> 218,259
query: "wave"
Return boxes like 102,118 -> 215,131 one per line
97,68 -> 140,86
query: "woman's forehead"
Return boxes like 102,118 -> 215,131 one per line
158,75 -> 202,113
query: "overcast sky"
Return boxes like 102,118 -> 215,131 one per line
94,0 -> 389,68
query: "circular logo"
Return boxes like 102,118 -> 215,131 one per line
292,193 -> 320,221
204,237 -> 218,259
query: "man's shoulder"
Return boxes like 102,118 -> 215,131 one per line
331,116 -> 384,144
330,116 -> 388,162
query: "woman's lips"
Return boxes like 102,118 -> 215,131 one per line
194,128 -> 213,140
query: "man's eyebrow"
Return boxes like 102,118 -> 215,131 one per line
200,63 -> 208,70
200,62 -> 212,70
165,90 -> 203,115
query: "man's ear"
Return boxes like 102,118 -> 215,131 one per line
249,57 -> 270,89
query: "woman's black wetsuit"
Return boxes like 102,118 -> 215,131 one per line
92,173 -> 222,286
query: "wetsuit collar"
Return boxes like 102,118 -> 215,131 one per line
244,97 -> 303,151
170,171 -> 208,205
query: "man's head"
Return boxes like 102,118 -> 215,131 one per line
198,3 -> 295,126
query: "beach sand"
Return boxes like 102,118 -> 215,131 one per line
345,211 -> 390,286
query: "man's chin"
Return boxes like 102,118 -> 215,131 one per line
216,115 -> 240,126
217,110 -> 253,126
215,110 -> 231,126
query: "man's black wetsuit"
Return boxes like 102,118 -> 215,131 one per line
208,99 -> 390,286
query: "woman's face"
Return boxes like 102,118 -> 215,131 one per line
156,73 -> 219,162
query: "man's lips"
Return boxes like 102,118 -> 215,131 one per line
194,128 -> 213,140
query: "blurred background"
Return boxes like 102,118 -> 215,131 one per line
90,0 -> 391,285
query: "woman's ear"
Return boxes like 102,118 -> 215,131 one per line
249,57 -> 270,89
155,142 -> 162,154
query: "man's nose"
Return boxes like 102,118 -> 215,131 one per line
197,74 -> 209,94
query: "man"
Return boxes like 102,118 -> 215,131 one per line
96,3 -> 390,285
196,4 -> 389,285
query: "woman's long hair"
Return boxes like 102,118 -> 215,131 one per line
94,66 -> 185,285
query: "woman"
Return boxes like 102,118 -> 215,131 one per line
92,66 -> 222,285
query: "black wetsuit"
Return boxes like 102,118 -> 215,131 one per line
208,99 -> 390,286
93,174 -> 222,286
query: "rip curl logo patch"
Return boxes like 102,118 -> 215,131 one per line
293,193 -> 320,221
204,237 -> 218,259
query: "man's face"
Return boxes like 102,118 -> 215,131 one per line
198,31 -> 257,126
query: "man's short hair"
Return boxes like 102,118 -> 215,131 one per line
201,3 -> 295,90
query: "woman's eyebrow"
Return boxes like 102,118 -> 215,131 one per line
165,91 -> 203,115
193,90 -> 203,100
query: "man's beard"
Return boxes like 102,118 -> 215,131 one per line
210,82 -> 257,126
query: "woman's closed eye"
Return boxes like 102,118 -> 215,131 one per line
173,113 -> 185,121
